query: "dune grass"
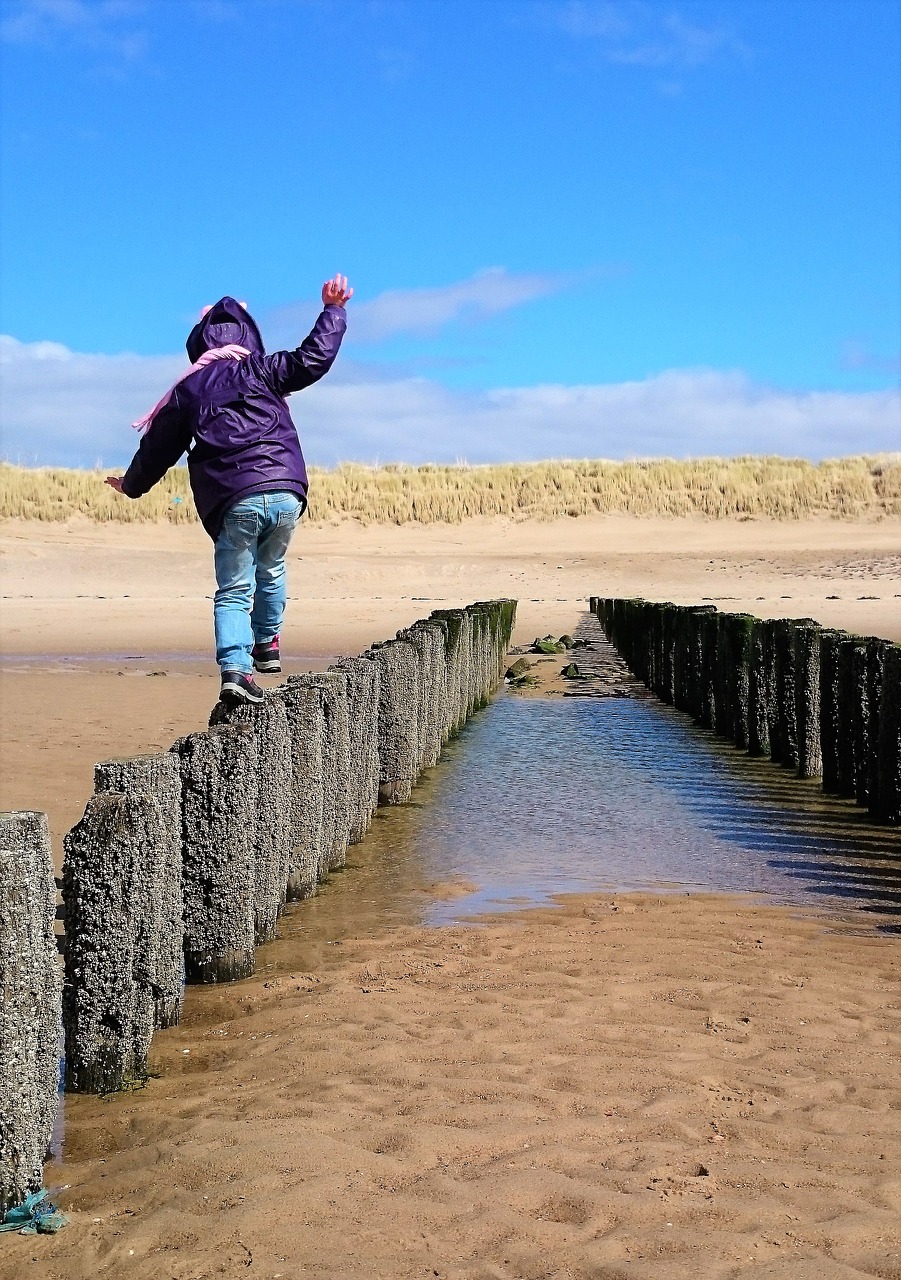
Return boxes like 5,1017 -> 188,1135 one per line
1,456 -> 898,526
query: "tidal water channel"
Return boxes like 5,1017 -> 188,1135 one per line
251,687 -> 901,989
52,683 -> 900,1161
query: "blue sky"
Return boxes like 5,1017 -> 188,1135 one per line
1,0 -> 899,467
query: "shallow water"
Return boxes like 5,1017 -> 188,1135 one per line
239,688 -> 901,996
412,693 -> 901,927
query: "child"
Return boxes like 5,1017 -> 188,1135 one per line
106,274 -> 352,703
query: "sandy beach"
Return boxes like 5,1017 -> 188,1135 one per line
2,514 -> 899,853
1,513 -> 900,1278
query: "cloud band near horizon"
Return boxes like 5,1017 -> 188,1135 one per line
1,333 -> 898,471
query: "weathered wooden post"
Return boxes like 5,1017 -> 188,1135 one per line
660,603 -> 678,705
747,618 -> 773,758
329,656 -> 381,844
304,672 -> 352,873
772,619 -> 804,770
175,725 -> 257,984
851,640 -> 879,808
93,753 -> 183,1028
836,636 -> 863,797
877,645 -> 901,824
726,614 -> 755,751
0,811 -> 61,1215
677,605 -> 716,720
466,606 -> 488,712
818,630 -> 845,792
697,609 -> 719,731
63,790 -> 162,1092
711,613 -> 732,739
364,638 -> 420,805
210,692 -> 293,941
277,678 -> 325,899
459,607 -> 477,720
490,599 -> 518,683
793,623 -> 823,779
865,640 -> 887,818
638,601 -> 654,688
431,608 -> 466,739
63,749 -> 185,1092
397,621 -> 446,772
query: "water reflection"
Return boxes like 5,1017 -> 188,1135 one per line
407,694 -> 901,927
238,689 -> 901,999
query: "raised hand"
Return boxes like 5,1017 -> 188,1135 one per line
105,476 -> 125,494
321,273 -> 353,307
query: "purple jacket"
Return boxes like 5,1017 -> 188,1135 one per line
121,297 -> 346,539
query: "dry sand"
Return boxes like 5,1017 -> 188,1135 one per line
1,513 -> 900,1278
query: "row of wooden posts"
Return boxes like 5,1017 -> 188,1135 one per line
590,596 -> 900,825
0,599 -> 516,1217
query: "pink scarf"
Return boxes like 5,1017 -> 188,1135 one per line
132,344 -> 251,433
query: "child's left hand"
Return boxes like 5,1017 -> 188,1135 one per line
105,476 -> 125,493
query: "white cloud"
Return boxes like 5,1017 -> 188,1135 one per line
266,267 -> 581,346
302,369 -> 901,465
0,0 -> 147,59
2,333 -> 898,470
540,1 -> 745,70
0,335 -> 183,467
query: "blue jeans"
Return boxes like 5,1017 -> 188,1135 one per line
213,491 -> 304,674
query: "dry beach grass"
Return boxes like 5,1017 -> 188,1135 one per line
1,454 -> 899,526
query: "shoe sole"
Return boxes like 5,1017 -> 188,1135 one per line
253,659 -> 282,673
220,681 -> 265,704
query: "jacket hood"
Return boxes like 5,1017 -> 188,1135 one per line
186,297 -> 265,362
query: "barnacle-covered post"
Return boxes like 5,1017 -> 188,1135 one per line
772,619 -> 802,769
747,618 -> 773,758
0,811 -> 61,1215
364,638 -> 420,806
175,725 -> 257,984
793,622 -> 823,779
93,753 -> 183,1028
833,636 -> 863,797
210,692 -> 293,940
696,609 -> 719,732
305,672 -> 352,872
62,790 -> 161,1092
877,644 -> 901,824
818,630 -> 845,792
865,640 -> 887,818
328,656 -> 381,844
396,621 -> 445,772
851,639 -> 880,808
430,608 -> 465,739
278,677 -> 326,898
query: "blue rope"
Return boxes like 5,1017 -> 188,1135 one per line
0,1190 -> 68,1234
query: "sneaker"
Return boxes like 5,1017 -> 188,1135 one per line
252,634 -> 281,674
220,671 -> 265,704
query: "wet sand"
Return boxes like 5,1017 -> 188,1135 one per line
5,894 -> 900,1280
1,514 -> 900,1277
